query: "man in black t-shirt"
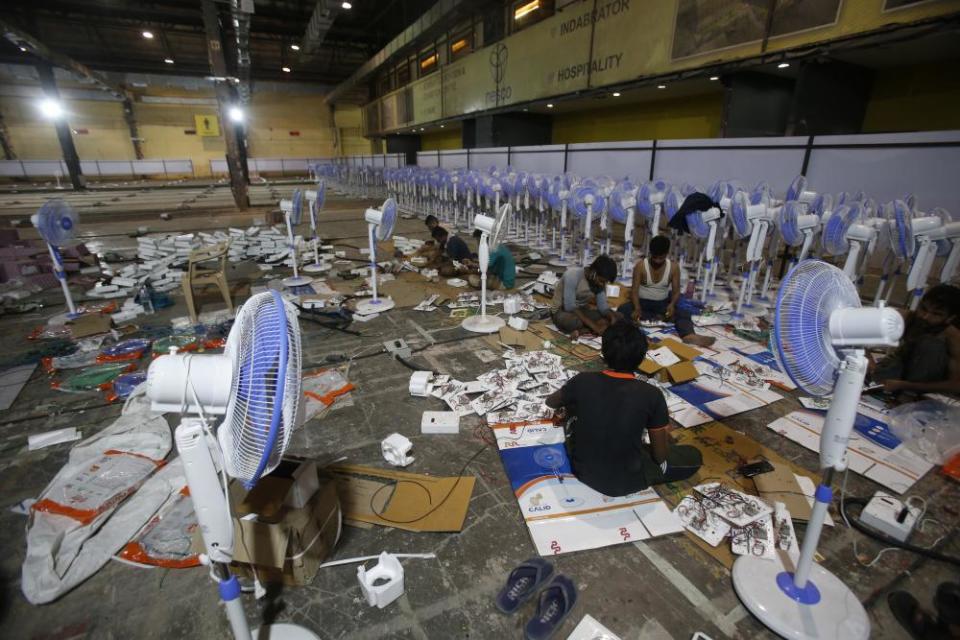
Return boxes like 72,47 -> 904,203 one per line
545,322 -> 702,497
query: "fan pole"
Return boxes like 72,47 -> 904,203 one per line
368,223 -> 379,303
622,208 -> 635,281
582,200 -> 594,267
47,244 -> 78,316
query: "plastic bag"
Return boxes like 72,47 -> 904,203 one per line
117,487 -> 200,568
888,399 -> 960,465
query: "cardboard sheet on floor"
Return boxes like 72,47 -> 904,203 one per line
67,314 -> 112,339
768,409 -> 933,494
657,421 -> 826,568
529,324 -> 601,361
0,363 -> 36,410
668,374 -> 783,424
329,464 -> 475,532
491,421 -> 682,556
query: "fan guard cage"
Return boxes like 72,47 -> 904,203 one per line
220,291 -> 302,488
773,260 -> 860,396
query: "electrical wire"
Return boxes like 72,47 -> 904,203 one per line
839,493 -> 960,568
367,443 -> 489,525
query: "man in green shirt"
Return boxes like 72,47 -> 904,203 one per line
468,230 -> 515,290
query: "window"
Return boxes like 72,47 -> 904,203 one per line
510,0 -> 554,33
396,58 -> 411,86
419,49 -> 438,76
449,28 -> 473,61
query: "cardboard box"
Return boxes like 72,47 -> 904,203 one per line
197,459 -> 340,587
640,337 -> 703,383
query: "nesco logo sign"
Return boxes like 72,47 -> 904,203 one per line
486,43 -> 511,106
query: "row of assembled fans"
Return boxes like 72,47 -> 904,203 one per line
317,162 -> 957,315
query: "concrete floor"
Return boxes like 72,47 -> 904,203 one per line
0,189 -> 956,639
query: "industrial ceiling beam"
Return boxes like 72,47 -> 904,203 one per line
201,0 -> 249,209
0,18 -> 127,100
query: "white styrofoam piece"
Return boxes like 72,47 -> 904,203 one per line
421,411 -> 459,434
409,371 -> 433,397
508,316 -> 529,331
28,427 -> 81,451
357,552 -> 404,609
381,433 -> 414,466
566,615 -> 622,640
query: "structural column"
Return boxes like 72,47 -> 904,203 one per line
35,62 -> 85,190
122,97 -> 144,160
201,0 -> 249,208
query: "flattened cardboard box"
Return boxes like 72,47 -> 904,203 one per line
193,460 -> 340,587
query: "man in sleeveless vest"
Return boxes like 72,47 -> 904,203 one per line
618,235 -> 716,347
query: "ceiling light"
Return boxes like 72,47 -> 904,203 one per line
657,84 -> 666,89
440,124 -> 445,128
282,66 -> 291,73
546,103 -> 554,108
420,127 -> 425,131
19,47 -> 27,52
709,76 -> 719,81
290,44 -> 300,51
38,99 -> 63,119
341,1 -> 352,8
164,58 -> 174,64
778,62 -> 790,69
142,31 -> 154,39
228,107 -> 244,123
612,92 -> 621,97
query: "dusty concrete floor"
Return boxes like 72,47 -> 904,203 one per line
0,189 -> 956,640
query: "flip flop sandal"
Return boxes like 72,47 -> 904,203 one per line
524,574 -> 577,640
494,558 -> 554,615
888,591 -> 935,640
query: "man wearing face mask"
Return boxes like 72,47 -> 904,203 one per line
551,255 -> 622,338
872,284 -> 960,396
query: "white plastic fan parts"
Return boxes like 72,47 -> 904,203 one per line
931,218 -> 960,284
820,203 -> 873,282
571,182 -> 607,267
303,180 -> 329,274
356,198 -> 398,316
609,180 -> 639,282
637,180 -> 667,239
548,177 -> 573,267
281,190 -> 313,288
684,201 -> 723,304
146,290 -> 317,640
904,207 -> 945,310
463,203 -> 510,334
778,200 -> 820,263
32,199 -> 80,317
733,260 -> 902,640
730,190 -> 777,318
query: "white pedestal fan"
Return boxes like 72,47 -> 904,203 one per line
570,181 -> 607,267
548,176 -> 574,267
462,203 -> 511,334
608,179 -> 638,283
900,201 -> 945,310
778,200 -> 821,265
146,290 -> 318,640
355,197 -> 398,316
303,180 -> 329,274
281,189 -> 313,288
31,199 -> 81,318
729,190 -> 777,318
683,201 -> 723,304
733,259 -> 903,640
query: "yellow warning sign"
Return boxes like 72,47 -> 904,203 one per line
194,114 -> 220,137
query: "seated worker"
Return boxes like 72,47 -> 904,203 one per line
431,226 -> 476,277
872,284 -> 960,397
424,215 -> 439,232
545,321 -> 702,497
551,255 -> 621,337
466,229 -> 516,290
618,235 -> 715,347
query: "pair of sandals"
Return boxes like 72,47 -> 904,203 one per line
495,558 -> 577,640
889,583 -> 960,639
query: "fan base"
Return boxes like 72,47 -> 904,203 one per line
742,303 -> 769,317
356,296 -> 395,316
302,262 -> 331,273
549,257 -> 573,267
254,623 -> 321,640
283,275 -> 314,288
462,314 -> 506,334
733,555 -> 869,640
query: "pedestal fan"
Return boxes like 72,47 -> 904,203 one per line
303,180 -> 329,274
897,200 -> 943,310
819,203 -> 874,283
462,203 -> 511,334
548,176 -> 573,267
146,290 -> 317,640
637,180 -> 668,243
570,181 -> 607,267
733,259 -> 903,640
280,190 -> 313,288
729,190 -> 776,318
32,199 -> 80,317
683,199 -> 723,304
355,198 -> 398,316
929,209 -> 960,284
778,200 -> 821,264
608,179 -> 638,282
